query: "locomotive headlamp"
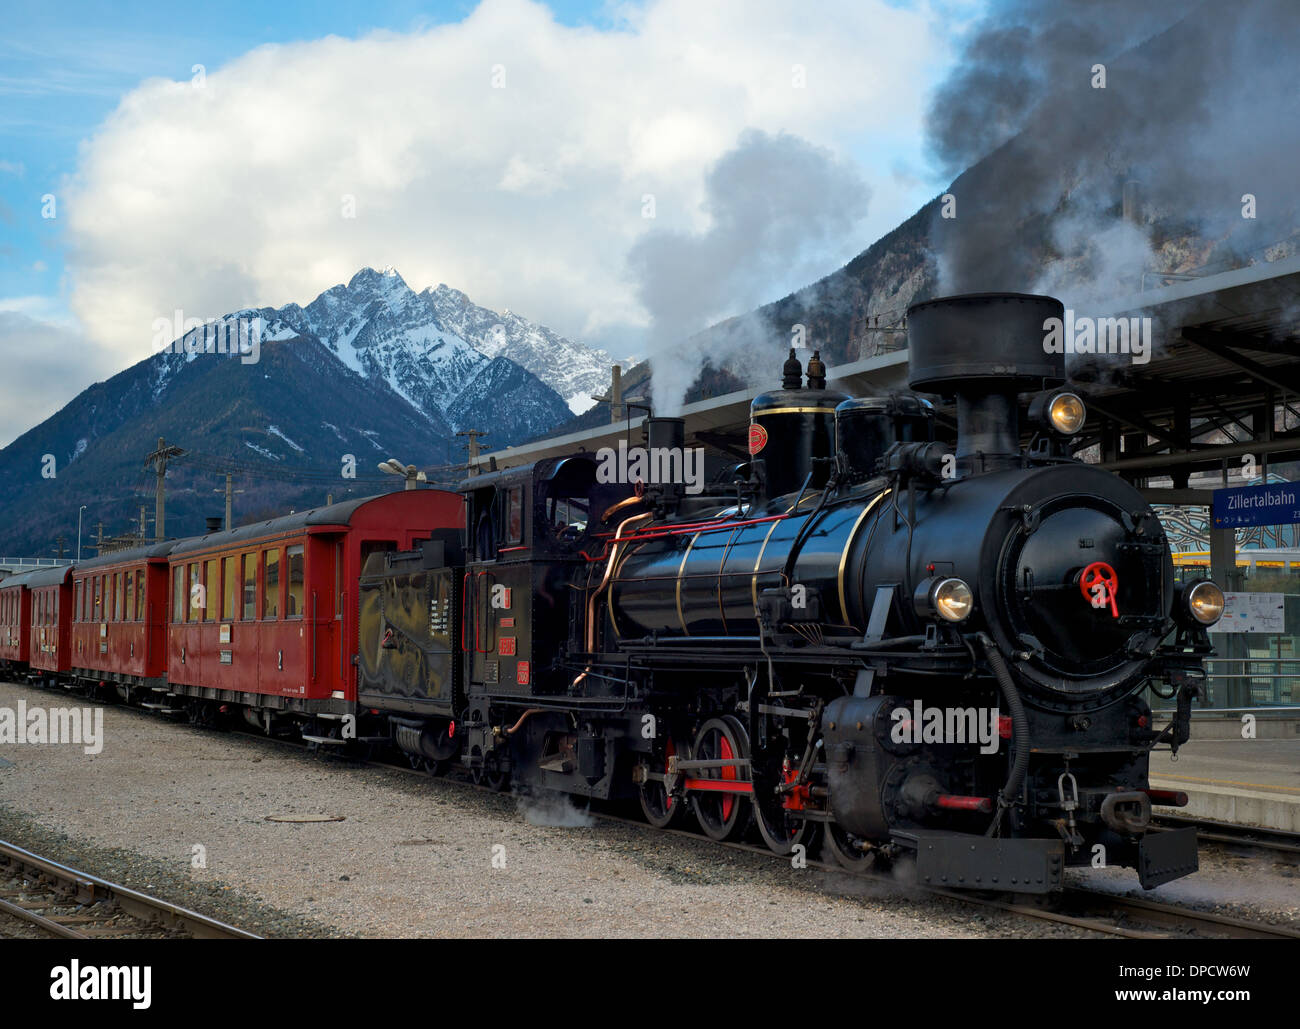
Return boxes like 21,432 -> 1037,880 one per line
1029,390 -> 1086,435
1048,393 -> 1086,434
1185,581 -> 1225,626
914,576 -> 974,623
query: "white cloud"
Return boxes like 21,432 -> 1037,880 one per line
63,0 -> 944,367
0,311 -> 116,447
0,294 -> 75,324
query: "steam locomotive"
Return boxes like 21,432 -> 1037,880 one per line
1,292 -> 1221,894
365,292 -> 1221,893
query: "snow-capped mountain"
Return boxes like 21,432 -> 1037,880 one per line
149,266 -> 577,441
0,268 -> 587,554
298,267 -> 502,425
422,282 -> 614,415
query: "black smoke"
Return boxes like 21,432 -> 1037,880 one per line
924,0 -> 1300,305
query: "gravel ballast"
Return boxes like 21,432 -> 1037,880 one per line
0,678 -> 1198,939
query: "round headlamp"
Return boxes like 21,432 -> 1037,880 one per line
914,576 -> 974,623
1029,389 -> 1087,435
1047,392 -> 1087,434
1186,581 -> 1225,626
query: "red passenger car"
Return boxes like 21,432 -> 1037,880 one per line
70,541 -> 177,695
165,490 -> 463,723
26,566 -> 73,680
0,570 -> 34,669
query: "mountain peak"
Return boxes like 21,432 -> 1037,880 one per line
346,265 -> 409,292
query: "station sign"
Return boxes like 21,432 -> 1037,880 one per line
1211,480 -> 1300,529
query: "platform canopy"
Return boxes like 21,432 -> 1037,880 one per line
477,253 -> 1299,497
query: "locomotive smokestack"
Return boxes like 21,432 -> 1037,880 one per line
644,415 -> 685,455
906,293 -> 1065,475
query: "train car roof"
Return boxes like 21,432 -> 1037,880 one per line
167,490 -> 447,557
456,454 -> 597,492
0,569 -> 41,589
24,565 -> 73,587
74,540 -> 180,571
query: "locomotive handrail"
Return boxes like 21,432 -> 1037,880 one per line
579,503 -> 826,563
460,573 -> 470,651
474,570 -> 492,653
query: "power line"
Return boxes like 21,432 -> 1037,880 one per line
171,447 -> 463,488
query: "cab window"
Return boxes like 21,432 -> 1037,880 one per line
505,487 -> 523,544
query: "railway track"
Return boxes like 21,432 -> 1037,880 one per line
5,675 -> 1296,940
1153,814 -> 1300,856
0,839 -> 260,940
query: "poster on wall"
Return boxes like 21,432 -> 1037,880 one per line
1217,592 -> 1286,633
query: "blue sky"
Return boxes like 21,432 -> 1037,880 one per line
0,0 -> 961,443
3,0 -> 610,314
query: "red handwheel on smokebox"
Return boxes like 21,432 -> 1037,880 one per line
1079,561 -> 1119,618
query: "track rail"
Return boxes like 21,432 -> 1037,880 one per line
1153,815 -> 1300,856
0,839 -> 260,940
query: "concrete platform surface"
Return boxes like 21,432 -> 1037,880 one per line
1150,738 -> 1300,832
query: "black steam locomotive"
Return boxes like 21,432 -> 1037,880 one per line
360,292 -> 1222,893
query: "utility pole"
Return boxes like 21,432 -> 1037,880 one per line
591,365 -> 645,425
143,436 -> 185,541
591,365 -> 624,424
457,430 -> 487,477
139,507 -> 148,541
94,522 -> 104,554
54,536 -> 66,560
212,472 -> 244,530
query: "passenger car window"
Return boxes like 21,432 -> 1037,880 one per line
204,559 -> 218,621
242,553 -> 257,619
286,545 -> 304,618
173,567 -> 184,622
222,556 -> 236,620
263,549 -> 280,619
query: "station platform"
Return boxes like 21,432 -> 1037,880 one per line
1148,726 -> 1300,833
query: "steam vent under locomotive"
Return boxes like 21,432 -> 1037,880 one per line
361,291 -> 1222,893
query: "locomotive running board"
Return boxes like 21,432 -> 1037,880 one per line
893,829 -> 1065,894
